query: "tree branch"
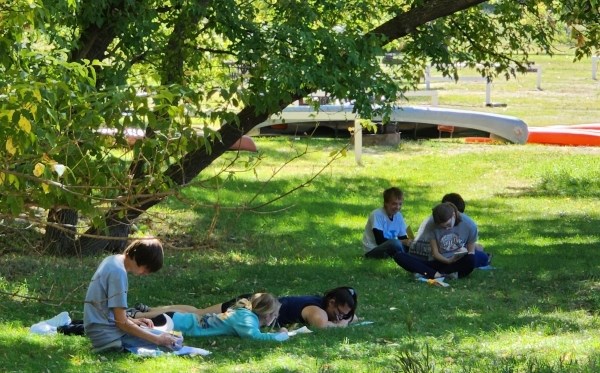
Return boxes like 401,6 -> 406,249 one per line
76,0 -> 496,249
367,0 -> 488,44
247,144 -> 350,212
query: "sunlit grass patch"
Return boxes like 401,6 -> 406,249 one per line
537,169 -> 600,198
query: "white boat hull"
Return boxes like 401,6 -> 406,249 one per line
250,105 -> 529,144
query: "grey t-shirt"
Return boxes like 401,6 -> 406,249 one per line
83,255 -> 128,348
409,213 -> 478,260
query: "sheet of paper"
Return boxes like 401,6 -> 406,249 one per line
173,346 -> 211,356
288,326 -> 312,337
352,321 -> 374,326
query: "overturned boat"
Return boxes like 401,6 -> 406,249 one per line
252,104 -> 529,144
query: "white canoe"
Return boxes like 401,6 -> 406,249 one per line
251,104 -> 529,144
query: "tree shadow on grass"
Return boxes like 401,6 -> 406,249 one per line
160,174 -> 437,235
2,239 -> 600,371
3,147 -> 600,370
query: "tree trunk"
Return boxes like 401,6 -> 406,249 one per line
78,216 -> 132,255
67,0 -> 488,254
43,208 -> 79,256
75,95 -> 308,253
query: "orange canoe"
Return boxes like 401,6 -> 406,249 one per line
527,127 -> 600,146
549,123 -> 600,131
463,137 -> 497,144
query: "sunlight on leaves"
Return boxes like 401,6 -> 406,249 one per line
18,115 -> 31,134
33,163 -> 45,177
5,138 -> 16,155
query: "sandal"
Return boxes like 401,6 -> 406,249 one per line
126,308 -> 139,318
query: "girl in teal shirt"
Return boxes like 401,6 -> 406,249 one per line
171,293 -> 288,342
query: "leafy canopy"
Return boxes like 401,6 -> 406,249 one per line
0,0 -> 598,230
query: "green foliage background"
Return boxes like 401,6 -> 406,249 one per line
1,0 -> 598,235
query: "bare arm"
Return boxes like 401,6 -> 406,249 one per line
466,242 -> 476,254
430,239 -> 453,264
301,305 -> 349,328
135,303 -> 223,319
339,314 -> 360,326
430,239 -> 446,262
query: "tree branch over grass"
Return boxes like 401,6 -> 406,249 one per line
0,282 -> 87,308
2,0 -> 597,254
149,0 -> 492,221
246,144 -> 350,213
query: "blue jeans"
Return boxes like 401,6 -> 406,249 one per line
365,239 -> 406,259
474,250 -> 491,267
121,329 -> 174,354
392,252 -> 476,279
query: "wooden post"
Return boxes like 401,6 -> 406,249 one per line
354,119 -> 362,165
485,81 -> 492,106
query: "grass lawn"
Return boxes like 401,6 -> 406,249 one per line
2,137 -> 600,372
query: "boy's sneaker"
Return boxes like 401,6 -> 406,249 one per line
445,272 -> 459,280
414,273 -> 425,280
135,303 -> 150,312
126,308 -> 139,318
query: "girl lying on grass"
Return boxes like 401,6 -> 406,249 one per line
154,293 -> 288,342
131,286 -> 359,329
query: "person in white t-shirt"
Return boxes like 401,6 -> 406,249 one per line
362,187 -> 412,259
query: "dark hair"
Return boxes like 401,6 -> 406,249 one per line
432,202 -> 462,226
123,238 -> 164,273
323,286 -> 358,320
383,187 -> 403,203
441,193 -> 465,213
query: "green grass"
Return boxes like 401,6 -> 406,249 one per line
415,48 -> 600,126
2,138 -> 600,372
2,48 -> 600,372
